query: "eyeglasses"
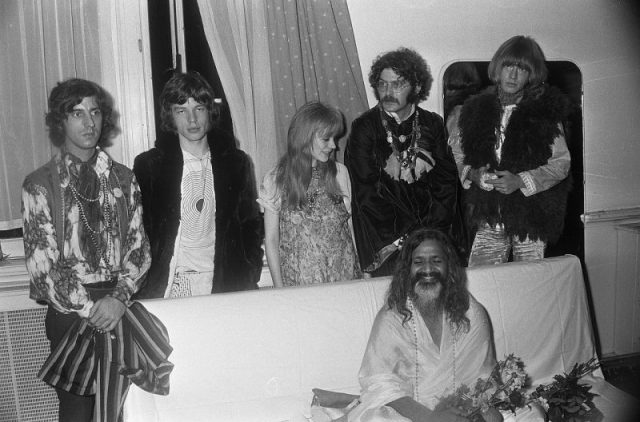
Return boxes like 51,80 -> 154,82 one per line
376,79 -> 410,92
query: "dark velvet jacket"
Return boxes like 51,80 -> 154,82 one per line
459,86 -> 572,244
345,105 -> 464,273
131,128 -> 264,299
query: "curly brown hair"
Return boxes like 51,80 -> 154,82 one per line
386,228 -> 470,332
368,47 -> 433,104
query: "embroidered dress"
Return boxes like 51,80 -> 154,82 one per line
259,163 -> 361,286
22,148 -> 151,316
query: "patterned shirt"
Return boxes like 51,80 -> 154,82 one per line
22,149 -> 151,317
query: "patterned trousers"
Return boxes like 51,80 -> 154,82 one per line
468,223 -> 546,267
170,271 -> 214,298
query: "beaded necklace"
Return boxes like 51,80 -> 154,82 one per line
68,172 -> 114,269
407,298 -> 457,403
381,108 -> 421,169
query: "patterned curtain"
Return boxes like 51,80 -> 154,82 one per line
0,0 -> 102,230
265,0 -> 369,163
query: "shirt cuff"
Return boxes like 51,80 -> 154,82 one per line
76,300 -> 95,319
110,283 -> 132,304
460,165 -> 472,189
519,171 -> 536,196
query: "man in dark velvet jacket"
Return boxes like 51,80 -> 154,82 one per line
345,48 -> 464,277
132,72 -> 263,299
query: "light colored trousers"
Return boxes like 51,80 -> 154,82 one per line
468,223 -> 546,267
169,271 -> 214,297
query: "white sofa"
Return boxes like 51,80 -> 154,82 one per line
124,256 -> 638,421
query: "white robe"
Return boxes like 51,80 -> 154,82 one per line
348,295 -> 495,421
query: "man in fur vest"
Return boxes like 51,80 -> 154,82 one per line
133,72 -> 264,298
449,35 -> 572,266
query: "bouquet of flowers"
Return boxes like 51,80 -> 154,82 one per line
435,354 -> 528,421
435,355 -> 602,422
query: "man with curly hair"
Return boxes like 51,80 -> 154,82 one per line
345,48 -> 464,277
312,229 -> 501,422
21,78 -> 151,420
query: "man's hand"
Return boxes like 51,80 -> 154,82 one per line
485,170 -> 524,194
468,165 -> 490,187
88,296 -> 126,332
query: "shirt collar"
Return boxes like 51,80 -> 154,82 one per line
382,104 -> 416,124
58,147 -> 112,185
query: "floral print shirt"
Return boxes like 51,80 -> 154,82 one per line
22,149 -> 151,317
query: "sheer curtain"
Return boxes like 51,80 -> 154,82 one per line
0,0 -> 103,230
196,0 -> 278,182
265,0 -> 369,163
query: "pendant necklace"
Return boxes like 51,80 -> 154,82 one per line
381,109 -> 421,169
195,154 -> 208,212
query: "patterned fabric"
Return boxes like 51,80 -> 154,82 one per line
345,106 -> 464,274
468,223 -> 546,267
38,301 -> 173,422
264,0 -> 369,165
176,148 -> 215,274
169,271 -> 214,298
259,164 -> 361,286
22,148 -> 151,315
132,129 -> 264,298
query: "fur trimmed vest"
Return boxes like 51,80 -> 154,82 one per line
459,86 -> 572,244
131,128 -> 264,299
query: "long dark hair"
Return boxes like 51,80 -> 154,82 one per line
275,101 -> 345,209
159,71 -> 221,133
45,78 -> 116,146
387,228 -> 470,332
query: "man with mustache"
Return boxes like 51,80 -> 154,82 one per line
345,48 -> 465,277
350,228 -> 500,422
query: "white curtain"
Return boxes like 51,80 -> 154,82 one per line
196,0 -> 278,183
0,0 -> 103,230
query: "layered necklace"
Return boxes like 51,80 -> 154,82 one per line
381,108 -> 421,170
68,170 -> 115,270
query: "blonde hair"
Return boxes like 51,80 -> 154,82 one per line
488,35 -> 548,89
276,102 -> 345,209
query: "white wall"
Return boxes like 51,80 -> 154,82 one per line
347,0 -> 640,357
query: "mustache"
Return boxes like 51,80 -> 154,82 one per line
411,271 -> 445,285
381,96 -> 398,104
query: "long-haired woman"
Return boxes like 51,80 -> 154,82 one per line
259,101 -> 361,287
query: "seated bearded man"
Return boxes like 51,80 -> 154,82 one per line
313,229 -> 547,421
314,229 -> 503,422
